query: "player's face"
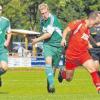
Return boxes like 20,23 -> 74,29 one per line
97,14 -> 100,23
89,17 -> 100,27
40,8 -> 49,20
94,17 -> 100,26
0,5 -> 2,15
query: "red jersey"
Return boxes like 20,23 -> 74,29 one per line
66,20 -> 90,58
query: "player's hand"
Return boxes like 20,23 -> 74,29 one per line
96,42 -> 100,46
32,38 -> 38,45
61,38 -> 66,47
4,41 -> 9,47
88,44 -> 93,48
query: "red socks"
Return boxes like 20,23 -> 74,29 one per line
91,71 -> 100,90
61,70 -> 66,79
61,70 -> 100,91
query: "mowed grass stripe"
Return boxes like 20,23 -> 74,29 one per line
0,67 -> 100,100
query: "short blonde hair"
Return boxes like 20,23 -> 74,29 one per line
38,3 -> 49,11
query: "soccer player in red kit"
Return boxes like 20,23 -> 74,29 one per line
58,11 -> 100,93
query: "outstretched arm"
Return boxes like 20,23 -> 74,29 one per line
96,42 -> 100,46
4,32 -> 12,47
89,35 -> 98,48
61,27 -> 71,47
32,33 -> 51,45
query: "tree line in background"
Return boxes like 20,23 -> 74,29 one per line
0,0 -> 100,31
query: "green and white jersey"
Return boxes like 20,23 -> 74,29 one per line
40,13 -> 63,47
0,16 -> 11,53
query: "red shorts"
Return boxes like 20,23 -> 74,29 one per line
65,51 -> 92,70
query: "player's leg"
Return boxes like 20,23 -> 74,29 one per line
58,68 -> 66,83
95,52 -> 100,76
90,51 -> 100,76
52,57 -> 58,77
58,59 -> 76,83
0,53 -> 8,86
94,60 -> 100,76
82,59 -> 100,93
44,45 -> 55,93
58,68 -> 75,82
45,56 -> 55,93
65,69 -> 75,81
53,67 -> 56,77
47,46 -> 63,92
52,47 -> 65,82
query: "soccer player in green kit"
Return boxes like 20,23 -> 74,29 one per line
0,5 -> 12,86
32,3 -> 63,93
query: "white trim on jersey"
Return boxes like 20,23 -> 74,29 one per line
73,23 -> 82,34
48,13 -> 62,37
49,13 -> 54,26
1,16 -> 9,21
41,13 -> 62,37
55,27 -> 62,37
46,25 -> 55,35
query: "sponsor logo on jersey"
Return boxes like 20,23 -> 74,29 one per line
81,33 -> 89,41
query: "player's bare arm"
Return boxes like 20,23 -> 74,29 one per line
96,42 -> 100,46
61,27 -> 71,47
4,32 -> 12,47
88,41 -> 93,48
89,35 -> 97,48
32,33 -> 51,45
89,35 -> 100,47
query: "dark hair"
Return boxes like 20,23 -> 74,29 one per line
88,11 -> 99,19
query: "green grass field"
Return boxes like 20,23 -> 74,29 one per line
0,67 -> 100,100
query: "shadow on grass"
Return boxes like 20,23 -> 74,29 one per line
0,91 -> 9,94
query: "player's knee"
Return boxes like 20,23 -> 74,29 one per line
95,65 -> 99,71
94,61 -> 100,71
1,65 -> 8,71
65,71 -> 74,82
86,65 -> 96,73
2,67 -> 8,72
83,60 -> 97,73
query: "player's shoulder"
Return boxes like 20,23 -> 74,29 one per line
51,14 -> 58,21
71,20 -> 81,24
49,13 -> 58,20
1,16 -> 10,22
50,13 -> 60,25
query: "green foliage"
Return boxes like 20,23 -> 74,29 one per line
0,0 -> 100,29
